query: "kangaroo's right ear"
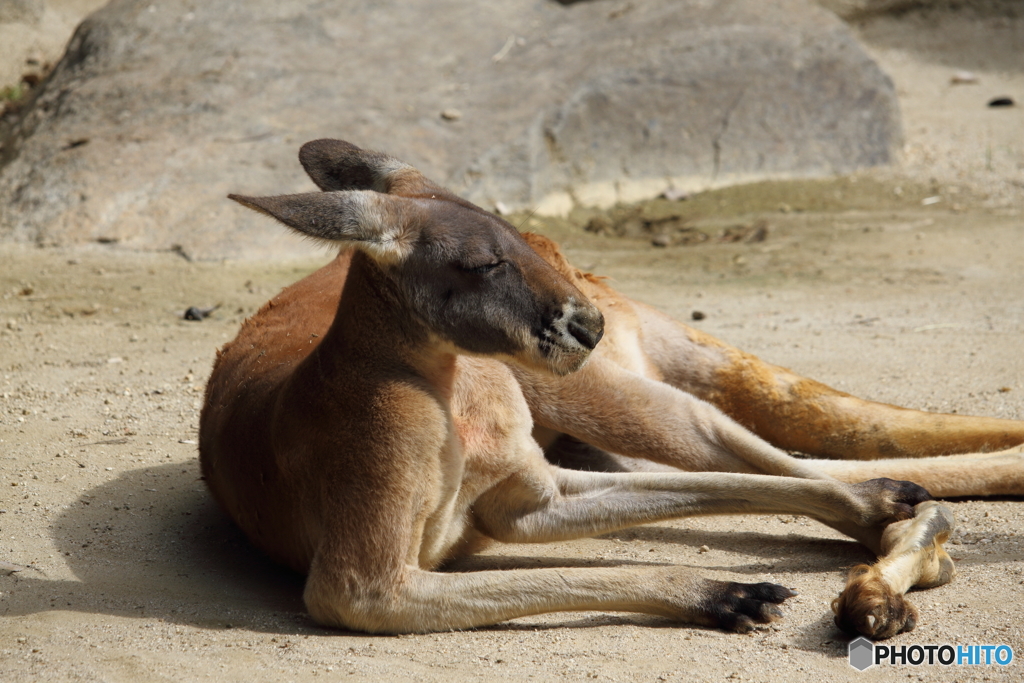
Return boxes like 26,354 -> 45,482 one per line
298,139 -> 447,197
229,190 -> 419,263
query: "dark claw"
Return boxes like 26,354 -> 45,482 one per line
854,478 -> 933,522
707,581 -> 796,632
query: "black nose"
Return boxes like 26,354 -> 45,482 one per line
567,312 -> 604,350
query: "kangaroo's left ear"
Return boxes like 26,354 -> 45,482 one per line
229,190 -> 421,263
299,138 -> 450,198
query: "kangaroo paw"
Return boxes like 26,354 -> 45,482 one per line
832,501 -> 955,639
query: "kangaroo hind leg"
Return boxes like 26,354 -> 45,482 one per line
805,444 -> 1024,497
631,300 -> 1024,460
831,500 -> 956,639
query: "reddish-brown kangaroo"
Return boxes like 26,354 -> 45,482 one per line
200,140 -> 1024,639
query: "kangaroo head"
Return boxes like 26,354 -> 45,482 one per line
230,140 -> 604,375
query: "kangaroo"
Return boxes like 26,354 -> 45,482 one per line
201,140 -> 1024,638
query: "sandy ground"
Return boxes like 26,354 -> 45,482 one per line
2,5 -> 1024,683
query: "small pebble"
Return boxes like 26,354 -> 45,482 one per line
988,97 -> 1014,108
691,310 -> 706,321
950,71 -> 978,85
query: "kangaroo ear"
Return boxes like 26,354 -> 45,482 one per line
298,138 -> 448,197
229,190 -> 418,262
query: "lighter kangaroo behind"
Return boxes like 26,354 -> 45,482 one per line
201,140 -> 1024,638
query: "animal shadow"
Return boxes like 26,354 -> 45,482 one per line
6,463 -> 312,634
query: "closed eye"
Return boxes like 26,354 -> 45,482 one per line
464,261 -> 502,274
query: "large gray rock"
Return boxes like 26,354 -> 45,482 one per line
0,1 -> 108,91
0,0 -> 901,260
816,0 -> 1015,19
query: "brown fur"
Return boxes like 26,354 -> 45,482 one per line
201,140 -> 1024,637
832,565 -> 919,639
832,501 -> 955,639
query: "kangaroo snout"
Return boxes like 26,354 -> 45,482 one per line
567,307 -> 604,351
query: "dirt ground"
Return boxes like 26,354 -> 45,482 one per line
2,6 -> 1023,683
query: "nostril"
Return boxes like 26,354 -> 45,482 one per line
567,317 -> 603,350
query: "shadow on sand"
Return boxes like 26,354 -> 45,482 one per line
6,462 -> 1013,641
